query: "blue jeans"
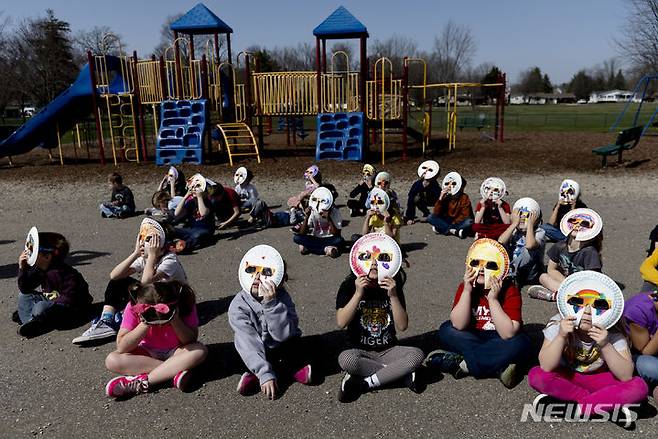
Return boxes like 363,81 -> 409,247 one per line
427,215 -> 473,235
175,226 -> 213,249
437,320 -> 531,378
99,203 -> 134,218
293,234 -> 343,255
540,223 -> 566,242
635,354 -> 658,390
17,292 -> 70,325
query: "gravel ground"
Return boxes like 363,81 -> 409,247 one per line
1,132 -> 657,438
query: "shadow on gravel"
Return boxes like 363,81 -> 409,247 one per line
401,242 -> 428,254
0,263 -> 18,279
67,250 -> 112,267
197,296 -> 234,327
0,239 -> 15,245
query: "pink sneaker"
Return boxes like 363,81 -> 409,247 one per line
105,374 -> 149,398
173,370 -> 190,391
293,364 -> 312,385
236,372 -> 260,396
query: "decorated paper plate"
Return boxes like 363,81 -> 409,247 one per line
350,233 -> 402,282
417,160 -> 440,180
442,171 -> 463,195
25,227 -> 39,266
559,179 -> 580,203
362,164 -> 375,178
309,187 -> 333,213
480,177 -> 507,201
375,171 -> 391,187
138,218 -> 166,248
368,187 -> 390,214
557,270 -> 624,329
234,167 -> 248,185
465,238 -> 510,289
560,208 -> 602,242
187,173 -> 207,193
512,197 -> 541,221
238,245 -> 285,295
304,165 -> 319,179
167,166 -> 178,181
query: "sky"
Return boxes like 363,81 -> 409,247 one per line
1,0 -> 630,84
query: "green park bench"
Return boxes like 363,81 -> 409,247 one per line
592,126 -> 644,167
458,116 -> 486,130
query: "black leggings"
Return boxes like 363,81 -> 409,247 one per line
103,277 -> 139,311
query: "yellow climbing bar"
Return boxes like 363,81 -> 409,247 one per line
216,122 -> 260,166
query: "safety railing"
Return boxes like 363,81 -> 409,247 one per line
94,55 -> 134,95
135,60 -> 164,104
164,59 -> 203,100
252,72 -> 318,116
366,79 -> 403,120
321,72 -> 360,113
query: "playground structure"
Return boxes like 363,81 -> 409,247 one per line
0,4 -> 507,166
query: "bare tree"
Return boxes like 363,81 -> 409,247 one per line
74,26 -> 126,56
430,21 -> 477,82
369,35 -> 419,75
0,12 -> 14,119
617,0 -> 658,74
152,13 -> 225,62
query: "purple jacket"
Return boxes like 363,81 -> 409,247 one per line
18,262 -> 91,308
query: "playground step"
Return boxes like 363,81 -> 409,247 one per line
155,147 -> 203,165
216,122 -> 260,166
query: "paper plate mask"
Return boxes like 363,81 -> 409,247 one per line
304,165 -> 319,180
138,218 -> 166,248
238,245 -> 285,295
465,238 -> 510,289
480,177 -> 506,201
417,160 -> 440,180
560,208 -> 602,242
234,167 -> 248,185
559,179 -> 580,203
375,171 -> 391,187
368,187 -> 390,215
350,233 -> 402,282
442,171 -> 462,195
557,270 -> 624,329
512,197 -> 541,223
362,164 -> 375,178
309,187 -> 333,213
25,227 -> 39,266
167,166 -> 178,182
187,173 -> 206,193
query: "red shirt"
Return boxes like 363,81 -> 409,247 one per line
475,200 -> 511,224
451,281 -> 522,330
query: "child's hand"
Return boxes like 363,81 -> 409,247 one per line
486,276 -> 503,301
366,209 -> 376,218
144,235 -> 162,259
379,276 -> 397,297
133,236 -> 144,256
18,250 -> 29,269
303,206 -> 312,217
527,211 -> 538,227
258,279 -> 277,302
558,316 -> 577,338
261,379 -> 277,400
355,276 -> 370,297
463,266 -> 477,288
588,325 -> 609,347
511,209 -> 521,225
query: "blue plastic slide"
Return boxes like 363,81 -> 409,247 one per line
0,56 -> 128,157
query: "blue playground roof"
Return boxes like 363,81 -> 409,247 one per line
170,3 -> 233,35
313,6 -> 368,39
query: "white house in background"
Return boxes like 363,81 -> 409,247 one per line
510,94 -> 525,105
588,90 -> 635,103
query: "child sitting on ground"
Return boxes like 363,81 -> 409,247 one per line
541,179 -> 587,242
208,181 -> 242,230
288,165 -> 322,225
427,171 -> 473,238
528,208 -> 603,301
157,166 -> 186,211
99,172 -> 136,219
354,188 -> 403,244
404,160 -> 441,225
145,190 -> 174,224
374,171 -> 400,211
640,227 -> 658,292
104,281 -> 207,398
173,174 -> 215,251
347,164 -> 376,217
498,198 -> 546,288
233,166 -> 272,227
73,219 -> 187,344
293,186 -> 343,257
16,230 -> 92,338
229,245 -> 312,400
472,177 -> 511,240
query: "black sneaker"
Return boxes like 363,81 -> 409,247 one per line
338,373 -> 365,403
11,310 -> 21,324
404,371 -> 426,394
18,319 -> 50,338
423,349 -> 467,379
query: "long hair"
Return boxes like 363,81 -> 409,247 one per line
130,280 -> 196,317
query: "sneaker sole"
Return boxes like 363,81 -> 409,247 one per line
72,331 -> 117,344
106,375 -> 134,398
173,371 -> 189,390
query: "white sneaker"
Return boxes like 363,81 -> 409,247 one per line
72,319 -> 117,344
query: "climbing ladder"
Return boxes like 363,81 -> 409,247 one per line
101,94 -> 140,164
216,122 -> 260,166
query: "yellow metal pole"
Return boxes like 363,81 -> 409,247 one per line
55,123 -> 64,165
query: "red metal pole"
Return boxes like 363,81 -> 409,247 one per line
189,34 -> 195,61
322,39 -> 327,74
87,50 -> 106,165
214,33 -> 220,62
500,73 -> 506,143
227,34 -> 232,65
245,54 -> 253,127
316,38 -> 321,114
402,58 -> 409,160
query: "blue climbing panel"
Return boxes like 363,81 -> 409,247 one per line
315,112 -> 364,161
155,99 -> 207,165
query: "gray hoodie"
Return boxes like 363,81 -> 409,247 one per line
228,288 -> 302,385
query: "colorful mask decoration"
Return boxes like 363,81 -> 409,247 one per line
375,171 -> 391,188
442,171 -> 462,195
309,187 -> 333,213
417,160 -> 440,180
234,167 -> 248,185
187,173 -> 207,193
135,301 -> 178,325
557,270 -> 624,329
368,187 -> 390,215
559,179 -> 580,203
560,208 -> 602,242
480,177 -> 506,201
350,233 -> 402,282
25,226 -> 39,266
512,197 -> 541,223
138,218 -> 166,248
362,164 -> 375,179
465,238 -> 510,289
238,245 -> 285,296
167,166 -> 178,182
304,165 -> 319,180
